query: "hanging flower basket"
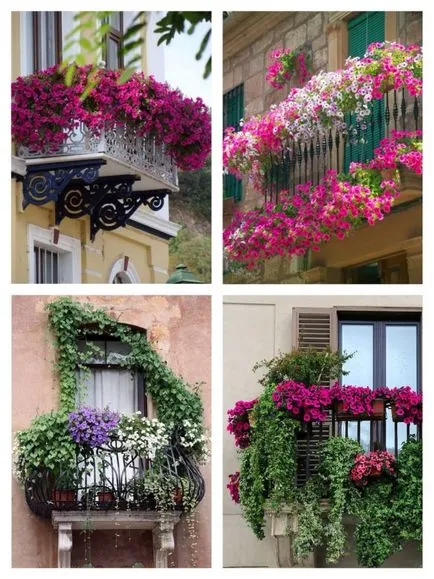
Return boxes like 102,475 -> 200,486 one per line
334,398 -> 385,421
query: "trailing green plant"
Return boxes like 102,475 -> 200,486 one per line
45,297 -> 207,461
394,438 -> 422,544
239,383 -> 300,539
13,410 -> 76,486
253,347 -> 353,388
292,478 -> 325,561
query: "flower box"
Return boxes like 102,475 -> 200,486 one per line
335,399 -> 385,421
51,489 -> 77,503
97,491 -> 114,503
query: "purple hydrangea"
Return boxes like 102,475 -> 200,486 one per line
68,406 -> 119,448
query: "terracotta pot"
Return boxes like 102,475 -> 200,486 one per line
97,491 -> 114,503
51,489 -> 77,503
173,488 -> 183,504
335,399 -> 385,421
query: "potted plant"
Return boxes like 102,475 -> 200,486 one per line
227,398 -> 257,448
330,384 -> 386,421
68,406 -> 120,448
350,450 -> 396,488
116,412 -> 170,460
389,386 -> 422,424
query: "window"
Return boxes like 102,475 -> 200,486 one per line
77,336 -> 147,415
113,272 -> 132,284
339,313 -> 421,452
34,246 -> 59,284
32,12 -> 62,72
27,225 -> 81,284
343,253 -> 409,284
108,257 -> 140,284
103,12 -> 123,69
223,84 -> 244,201
344,11 -> 385,169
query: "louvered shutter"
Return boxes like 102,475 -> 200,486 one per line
292,308 -> 336,485
344,12 -> 385,170
223,84 -> 244,201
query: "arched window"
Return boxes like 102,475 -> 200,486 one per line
108,258 -> 140,284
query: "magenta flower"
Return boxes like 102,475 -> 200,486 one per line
227,399 -> 257,448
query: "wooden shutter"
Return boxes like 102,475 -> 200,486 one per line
292,308 -> 336,485
223,84 -> 244,201
344,12 -> 385,169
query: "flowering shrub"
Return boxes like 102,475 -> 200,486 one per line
223,42 -> 422,177
224,130 -> 421,267
227,399 -> 257,448
12,65 -> 211,171
350,450 -> 396,487
266,48 -> 311,89
272,380 -> 332,422
389,386 -> 422,424
68,406 -> 119,448
117,412 -> 169,460
227,471 -> 240,503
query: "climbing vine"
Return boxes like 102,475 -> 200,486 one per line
45,297 -> 207,459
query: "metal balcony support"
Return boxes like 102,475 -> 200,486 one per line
21,159 -> 105,208
19,160 -> 170,241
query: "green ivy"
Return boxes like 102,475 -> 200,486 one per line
239,384 -> 300,539
394,438 -> 422,543
45,297 -> 204,436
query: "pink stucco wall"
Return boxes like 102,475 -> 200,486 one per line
12,295 -> 211,568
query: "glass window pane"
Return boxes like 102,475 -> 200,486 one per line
77,339 -> 105,364
385,325 -> 418,452
107,37 -> 120,69
109,13 -> 121,30
107,341 -> 132,364
341,323 -> 374,450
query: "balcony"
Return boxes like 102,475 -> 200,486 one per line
24,437 -> 205,520
16,122 -> 179,193
296,403 -> 422,486
263,88 -> 422,203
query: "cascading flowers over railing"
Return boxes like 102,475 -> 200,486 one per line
223,41 -> 423,268
224,130 -> 422,268
12,65 -> 211,171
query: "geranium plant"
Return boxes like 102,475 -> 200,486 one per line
227,398 -> 257,448
68,406 -> 119,448
350,450 -> 396,487
12,65 -> 211,171
266,47 -> 311,89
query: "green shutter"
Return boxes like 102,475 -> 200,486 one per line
223,84 -> 244,201
344,12 -> 385,170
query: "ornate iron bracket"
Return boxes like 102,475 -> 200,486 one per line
19,159 -> 170,241
21,159 -> 106,208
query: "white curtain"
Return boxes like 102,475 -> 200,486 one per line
77,369 -> 138,413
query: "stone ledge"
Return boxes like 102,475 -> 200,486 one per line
52,510 -> 181,530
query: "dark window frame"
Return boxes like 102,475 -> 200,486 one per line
77,334 -> 147,415
32,11 -> 62,72
103,12 -> 124,69
223,83 -> 244,201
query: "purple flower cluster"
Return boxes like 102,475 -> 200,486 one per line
68,406 -> 119,448
227,399 -> 257,448
227,472 -> 240,503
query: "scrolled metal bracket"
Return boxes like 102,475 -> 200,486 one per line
90,189 -> 169,241
21,159 -> 105,208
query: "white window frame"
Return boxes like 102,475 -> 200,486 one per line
27,224 -> 81,283
108,257 -> 140,284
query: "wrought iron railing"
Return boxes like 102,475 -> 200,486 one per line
296,407 -> 422,486
264,88 -> 422,202
24,438 -> 205,520
16,122 -> 178,189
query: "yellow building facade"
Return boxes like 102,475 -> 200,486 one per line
11,12 -> 180,284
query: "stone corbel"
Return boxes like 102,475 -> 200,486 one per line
152,520 -> 176,568
57,522 -> 73,568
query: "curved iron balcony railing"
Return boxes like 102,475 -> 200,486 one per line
24,438 -> 205,520
16,122 -> 178,191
